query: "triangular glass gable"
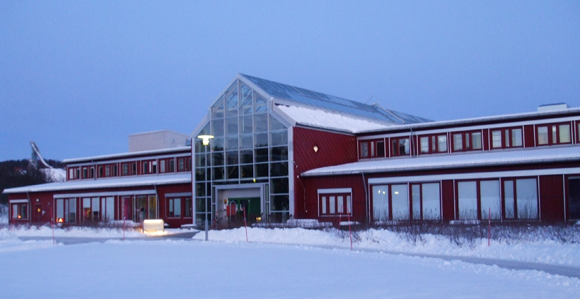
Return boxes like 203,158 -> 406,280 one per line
240,82 -> 253,115
225,81 -> 239,115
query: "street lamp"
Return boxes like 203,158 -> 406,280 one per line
197,135 -> 214,241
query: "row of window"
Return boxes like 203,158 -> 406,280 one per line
53,196 -> 193,223
68,156 -> 191,180
373,183 -> 441,221
319,193 -> 352,216
369,178 -> 539,222
359,121 -> 579,159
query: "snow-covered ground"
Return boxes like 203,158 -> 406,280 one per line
193,227 -> 580,267
0,234 -> 578,298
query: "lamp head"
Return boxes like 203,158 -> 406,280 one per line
197,135 -> 214,146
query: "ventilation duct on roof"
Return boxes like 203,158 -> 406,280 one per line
537,103 -> 569,112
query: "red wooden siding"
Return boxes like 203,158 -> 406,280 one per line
539,175 -> 564,223
302,174 -> 366,225
441,180 -> 455,221
524,125 -> 534,148
293,127 -> 357,219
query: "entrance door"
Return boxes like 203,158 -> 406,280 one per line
34,204 -> 42,223
228,197 -> 260,223
122,196 -> 132,221
569,178 -> 580,220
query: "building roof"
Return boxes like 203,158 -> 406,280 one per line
240,74 -> 431,125
356,107 -> 580,134
274,104 -> 394,134
2,173 -> 191,194
302,146 -> 580,177
63,146 -> 191,164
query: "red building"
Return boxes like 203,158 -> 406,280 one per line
5,75 -> 580,227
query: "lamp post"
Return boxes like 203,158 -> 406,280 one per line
197,135 -> 214,241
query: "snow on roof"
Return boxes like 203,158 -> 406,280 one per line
275,104 -> 394,133
240,74 -> 431,125
358,107 -> 580,134
302,146 -> 580,177
63,146 -> 191,164
2,173 -> 191,194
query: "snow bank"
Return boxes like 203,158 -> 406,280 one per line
0,225 -> 144,238
194,227 -> 580,267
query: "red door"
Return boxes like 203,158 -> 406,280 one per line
34,204 -> 42,223
122,197 -> 132,221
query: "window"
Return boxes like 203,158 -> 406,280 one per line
491,128 -> 523,149
391,138 -> 410,156
122,164 -> 128,175
457,180 -> 501,220
143,162 -> 149,174
319,192 -> 352,216
82,168 -> 88,179
160,160 -> 166,173
101,197 -> 115,222
452,131 -> 482,152
56,198 -> 76,223
359,140 -> 385,159
168,198 -> 182,218
410,183 -> 441,220
537,123 -> 571,146
11,202 -> 28,220
503,178 -> 538,219
419,134 -> 447,154
105,165 -> 110,177
98,166 -> 104,178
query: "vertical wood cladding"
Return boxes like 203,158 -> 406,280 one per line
524,125 -> 535,148
302,175 -> 366,225
539,175 -> 564,223
293,127 -> 357,219
441,180 -> 455,221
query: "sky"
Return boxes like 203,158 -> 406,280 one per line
1,1 -> 579,161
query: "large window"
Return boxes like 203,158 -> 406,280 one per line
419,134 -> 447,154
411,183 -> 441,220
457,180 -> 501,220
452,131 -> 482,152
11,202 -> 28,220
536,123 -> 571,146
319,193 -> 352,216
373,183 -> 442,221
491,127 -> 523,149
56,198 -> 77,223
504,178 -> 538,219
199,79 -> 290,224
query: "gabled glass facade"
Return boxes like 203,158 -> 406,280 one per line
194,79 -> 290,225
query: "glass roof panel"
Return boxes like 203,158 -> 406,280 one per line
241,74 -> 429,124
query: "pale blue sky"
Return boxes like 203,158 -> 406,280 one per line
1,1 -> 579,160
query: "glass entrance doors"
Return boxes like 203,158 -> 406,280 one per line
134,195 -> 157,222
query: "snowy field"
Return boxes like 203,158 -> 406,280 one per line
0,226 -> 579,298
